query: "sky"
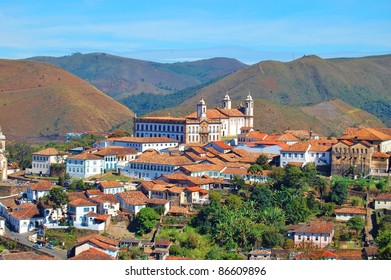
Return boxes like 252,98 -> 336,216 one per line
1,0 -> 390,64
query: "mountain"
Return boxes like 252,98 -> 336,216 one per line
0,59 -> 134,141
146,54 -> 390,136
175,54 -> 391,129
26,52 -> 248,100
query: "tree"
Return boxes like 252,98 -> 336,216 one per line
248,164 -> 263,175
347,216 -> 365,232
250,184 -> 274,211
329,181 -> 348,205
43,187 -> 69,224
256,154 -> 271,170
231,175 -> 246,191
135,207 -> 160,235
225,194 -> 243,209
6,142 -> 33,169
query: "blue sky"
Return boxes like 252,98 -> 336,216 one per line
1,0 -> 390,64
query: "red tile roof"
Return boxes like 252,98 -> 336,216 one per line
334,207 -> 366,215
105,136 -> 179,143
68,152 -> 102,160
290,221 -> 334,234
68,198 -> 97,207
99,181 -> 123,189
33,148 -> 66,156
76,233 -> 119,249
116,191 -> 148,205
89,194 -> 119,204
147,198 -> 169,205
69,248 -> 114,260
9,203 -> 41,219
374,193 -> 391,201
294,250 -> 338,260
372,152 -> 391,158
342,127 -> 391,141
28,180 -> 56,191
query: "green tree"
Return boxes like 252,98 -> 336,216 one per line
262,227 -> 284,248
231,175 -> 246,191
256,154 -> 271,170
43,187 -> 69,224
248,164 -> 263,175
250,184 -> 275,211
135,207 -> 159,235
225,194 -> 243,209
6,142 -> 33,169
329,181 -> 348,205
347,216 -> 365,232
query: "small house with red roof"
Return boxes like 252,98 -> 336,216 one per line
374,193 -> 391,210
184,186 -> 209,205
25,180 -> 57,202
67,198 -> 97,228
288,221 -> 335,248
280,140 -> 331,168
334,207 -> 366,221
89,194 -> 120,216
66,151 -> 104,179
29,147 -> 68,176
7,203 -> 44,234
68,233 -> 119,259
98,181 -> 125,195
203,141 -> 233,154
115,191 -> 148,215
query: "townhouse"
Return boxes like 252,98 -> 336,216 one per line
28,148 -> 68,176
123,149 -> 195,180
94,136 -> 179,152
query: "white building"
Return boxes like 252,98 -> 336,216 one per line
374,193 -> 391,210
67,198 -> 97,227
25,181 -> 57,202
94,136 -> 179,152
123,150 -> 194,181
89,146 -> 139,172
89,194 -> 120,216
66,152 -> 104,179
7,203 -> 44,234
134,93 -> 255,144
280,141 -> 331,167
29,148 -> 68,176
288,221 -> 335,248
116,191 -> 148,215
334,207 -> 366,221
98,181 -> 125,195
0,216 -> 5,236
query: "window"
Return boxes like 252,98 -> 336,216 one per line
83,207 -> 89,212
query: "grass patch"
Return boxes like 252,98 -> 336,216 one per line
45,227 -> 97,250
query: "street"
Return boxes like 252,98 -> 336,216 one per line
3,224 -> 67,260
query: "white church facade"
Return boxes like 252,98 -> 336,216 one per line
134,93 -> 254,144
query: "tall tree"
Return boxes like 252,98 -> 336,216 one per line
136,207 -> 160,235
329,180 -> 348,205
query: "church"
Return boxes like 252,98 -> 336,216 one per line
134,93 -> 254,144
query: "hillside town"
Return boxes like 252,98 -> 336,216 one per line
0,95 -> 390,261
